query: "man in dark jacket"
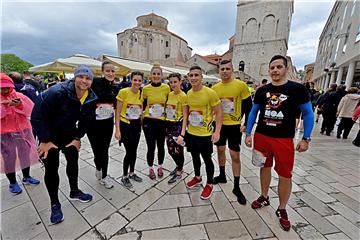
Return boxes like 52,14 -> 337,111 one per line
321,85 -> 345,135
31,65 -> 97,225
9,72 -> 38,103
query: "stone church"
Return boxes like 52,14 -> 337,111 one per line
233,0 -> 294,82
117,13 -> 192,68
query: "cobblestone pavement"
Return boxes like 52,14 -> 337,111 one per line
1,123 -> 359,240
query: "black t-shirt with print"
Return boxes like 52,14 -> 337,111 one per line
254,81 -> 310,138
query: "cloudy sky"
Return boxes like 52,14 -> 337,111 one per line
1,0 -> 335,70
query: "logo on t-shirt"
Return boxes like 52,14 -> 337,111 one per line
264,93 -> 288,126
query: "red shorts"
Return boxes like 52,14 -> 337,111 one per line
254,133 -> 294,178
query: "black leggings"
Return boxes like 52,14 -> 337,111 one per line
142,118 -> 166,167
187,133 -> 214,184
43,146 -> 79,205
166,122 -> 184,171
87,118 -> 113,178
6,167 -> 30,184
120,120 -> 141,176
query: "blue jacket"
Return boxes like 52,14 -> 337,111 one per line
31,80 -> 97,145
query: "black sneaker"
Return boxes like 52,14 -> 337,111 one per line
69,190 -> 93,203
168,174 -> 182,184
169,168 -> 177,176
121,177 -> 133,188
129,174 -> 143,182
233,188 -> 246,205
213,175 -> 227,184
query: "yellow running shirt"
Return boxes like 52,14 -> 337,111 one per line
116,87 -> 143,124
186,86 -> 220,136
165,91 -> 187,122
142,83 -> 170,120
212,79 -> 250,125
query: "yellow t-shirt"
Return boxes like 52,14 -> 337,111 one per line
142,83 -> 170,120
186,86 -> 220,136
212,79 -> 251,125
116,87 -> 143,124
79,90 -> 89,105
165,91 -> 187,122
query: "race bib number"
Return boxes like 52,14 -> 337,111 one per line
189,111 -> 203,127
126,104 -> 142,119
166,105 -> 176,120
96,103 -> 114,120
149,103 -> 164,118
221,98 -> 234,114
252,149 -> 267,167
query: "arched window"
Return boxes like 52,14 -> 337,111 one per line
261,14 -> 276,40
239,61 -> 245,72
244,18 -> 258,42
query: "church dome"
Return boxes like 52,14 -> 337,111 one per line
136,13 -> 168,30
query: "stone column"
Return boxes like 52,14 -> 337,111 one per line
324,73 -> 330,90
330,71 -> 336,84
320,76 -> 325,89
345,61 -> 356,90
336,66 -> 344,85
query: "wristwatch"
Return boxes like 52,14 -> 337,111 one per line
302,137 -> 311,143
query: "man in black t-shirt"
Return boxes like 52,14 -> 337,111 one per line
245,55 -> 314,231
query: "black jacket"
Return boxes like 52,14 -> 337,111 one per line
31,80 -> 97,145
91,77 -> 120,106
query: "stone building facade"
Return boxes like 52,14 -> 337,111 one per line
304,63 -> 315,83
232,0 -> 294,83
313,0 -> 360,90
117,13 -> 192,68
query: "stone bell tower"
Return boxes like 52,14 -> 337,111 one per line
233,0 -> 294,83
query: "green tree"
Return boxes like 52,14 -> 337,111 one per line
298,69 -> 305,81
1,54 -> 33,74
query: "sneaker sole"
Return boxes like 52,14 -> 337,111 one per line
69,197 -> 92,203
186,181 -> 202,189
22,181 -> 40,185
10,190 -> 22,195
200,191 -> 213,200
51,216 -> 64,225
99,181 -> 114,189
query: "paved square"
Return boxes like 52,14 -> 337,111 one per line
1,124 -> 359,239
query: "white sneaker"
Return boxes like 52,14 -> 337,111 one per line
99,176 -> 114,189
95,169 -> 102,180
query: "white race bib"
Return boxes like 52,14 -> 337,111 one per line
189,111 -> 203,127
96,103 -> 114,120
126,104 -> 142,120
166,105 -> 176,120
221,98 -> 234,114
149,104 -> 164,118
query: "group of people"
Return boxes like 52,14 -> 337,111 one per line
313,82 -> 360,146
1,54 -> 318,232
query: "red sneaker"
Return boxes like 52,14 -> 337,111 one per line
186,176 -> 202,188
200,184 -> 213,200
157,167 -> 164,178
251,195 -> 270,209
149,168 -> 156,180
276,208 -> 291,231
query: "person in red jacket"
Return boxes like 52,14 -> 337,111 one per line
352,105 -> 360,147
